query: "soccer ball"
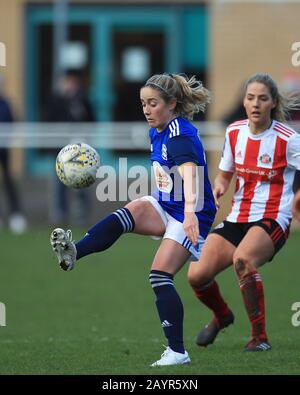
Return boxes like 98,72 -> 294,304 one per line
56,143 -> 100,189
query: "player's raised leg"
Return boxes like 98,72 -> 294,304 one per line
50,198 -> 166,271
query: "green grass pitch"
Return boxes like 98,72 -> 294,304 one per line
0,228 -> 300,374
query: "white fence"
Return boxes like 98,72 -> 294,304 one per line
1,121 -> 299,150
0,122 -> 227,151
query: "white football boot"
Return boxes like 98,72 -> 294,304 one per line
50,228 -> 77,271
151,346 -> 191,367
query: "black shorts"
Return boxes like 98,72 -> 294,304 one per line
212,218 -> 289,260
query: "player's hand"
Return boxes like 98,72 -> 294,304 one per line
213,186 -> 225,209
183,212 -> 199,246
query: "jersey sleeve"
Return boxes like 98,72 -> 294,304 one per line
219,129 -> 235,173
286,132 -> 300,170
167,135 -> 200,166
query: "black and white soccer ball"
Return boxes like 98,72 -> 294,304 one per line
56,143 -> 100,189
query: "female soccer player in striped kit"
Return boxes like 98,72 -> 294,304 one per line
188,73 -> 300,351
50,73 -> 216,366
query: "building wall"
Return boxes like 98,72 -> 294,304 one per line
210,1 -> 300,120
0,0 -> 24,118
2,0 -> 300,120
0,0 -> 202,119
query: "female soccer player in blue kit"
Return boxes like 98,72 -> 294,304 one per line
50,73 -> 216,366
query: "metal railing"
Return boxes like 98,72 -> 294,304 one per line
0,122 -> 226,150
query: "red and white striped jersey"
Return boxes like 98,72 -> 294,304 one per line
219,119 -> 300,230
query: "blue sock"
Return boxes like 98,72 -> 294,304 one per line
149,269 -> 185,354
75,208 -> 135,260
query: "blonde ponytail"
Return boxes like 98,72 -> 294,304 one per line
144,73 -> 211,120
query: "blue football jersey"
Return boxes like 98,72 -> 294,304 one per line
149,117 -> 216,238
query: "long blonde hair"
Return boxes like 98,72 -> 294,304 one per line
144,73 -> 211,120
244,73 -> 300,122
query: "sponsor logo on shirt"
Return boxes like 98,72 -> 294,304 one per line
267,170 -> 277,180
236,165 -> 278,181
153,161 -> 173,193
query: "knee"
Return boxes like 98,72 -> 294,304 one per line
187,269 -> 197,288
187,265 -> 212,289
233,255 -> 255,278
125,199 -> 147,223
124,201 -> 139,221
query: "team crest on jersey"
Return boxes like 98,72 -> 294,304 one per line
259,153 -> 272,164
161,144 -> 168,160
